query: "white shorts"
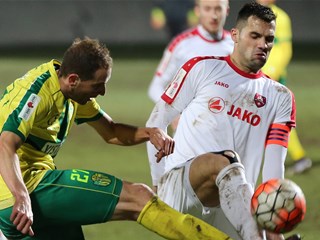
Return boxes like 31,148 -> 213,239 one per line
158,159 -> 242,240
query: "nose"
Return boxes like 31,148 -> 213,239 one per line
99,86 -> 106,96
211,10 -> 218,19
258,39 -> 268,49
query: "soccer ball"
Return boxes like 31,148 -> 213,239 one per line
251,178 -> 306,233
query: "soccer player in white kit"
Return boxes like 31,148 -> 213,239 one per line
147,2 -> 295,240
148,0 -> 233,104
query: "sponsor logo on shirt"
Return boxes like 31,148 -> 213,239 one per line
18,94 -> 41,121
227,104 -> 261,126
165,68 -> 187,99
208,97 -> 225,113
41,142 -> 61,157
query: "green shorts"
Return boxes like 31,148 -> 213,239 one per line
0,169 -> 123,239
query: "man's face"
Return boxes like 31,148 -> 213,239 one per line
232,16 -> 275,73
69,68 -> 110,105
195,0 -> 229,34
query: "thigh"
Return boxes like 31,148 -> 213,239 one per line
158,161 -> 206,220
32,169 -> 123,225
189,152 -> 229,207
0,169 -> 123,239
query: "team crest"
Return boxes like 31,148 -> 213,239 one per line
92,173 -> 111,186
208,97 -> 225,113
254,93 -> 266,108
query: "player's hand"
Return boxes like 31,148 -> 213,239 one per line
10,195 -> 34,237
148,128 -> 174,162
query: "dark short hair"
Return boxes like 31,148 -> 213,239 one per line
236,1 -> 276,28
59,37 -> 113,80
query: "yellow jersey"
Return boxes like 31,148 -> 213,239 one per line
262,4 -> 292,84
0,60 -> 102,208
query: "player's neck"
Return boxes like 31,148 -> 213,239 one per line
198,25 -> 224,41
229,53 -> 259,74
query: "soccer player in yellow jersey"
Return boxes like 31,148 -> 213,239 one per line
0,37 -> 231,240
257,0 -> 312,175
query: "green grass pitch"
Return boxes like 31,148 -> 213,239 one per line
0,55 -> 319,239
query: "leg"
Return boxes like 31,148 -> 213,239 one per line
189,151 -> 262,240
0,169 -> 123,239
111,181 -> 231,240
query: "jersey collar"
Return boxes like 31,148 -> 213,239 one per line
197,25 -> 226,43
226,56 -> 264,79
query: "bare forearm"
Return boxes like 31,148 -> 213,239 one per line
0,132 -> 29,199
107,124 -> 151,146
0,144 -> 29,198
0,132 -> 34,236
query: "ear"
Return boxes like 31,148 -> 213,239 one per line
68,74 -> 80,88
230,28 -> 238,43
194,5 -> 200,18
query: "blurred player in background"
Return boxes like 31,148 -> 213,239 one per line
149,0 -> 233,131
256,0 -> 312,175
150,0 -> 194,38
147,2 -> 297,239
0,37 -> 231,240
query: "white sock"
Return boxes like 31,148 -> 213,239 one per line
216,163 -> 263,240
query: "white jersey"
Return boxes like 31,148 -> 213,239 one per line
160,56 -> 296,187
148,25 -> 234,103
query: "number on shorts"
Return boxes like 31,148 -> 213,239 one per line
70,169 -> 89,183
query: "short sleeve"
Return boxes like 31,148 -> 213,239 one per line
74,99 -> 103,124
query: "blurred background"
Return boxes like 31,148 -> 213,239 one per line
0,0 -> 319,239
0,0 -> 319,57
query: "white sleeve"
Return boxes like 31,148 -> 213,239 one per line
262,144 -> 287,182
148,49 -> 174,103
148,74 -> 167,103
148,45 -> 184,103
146,100 -> 180,186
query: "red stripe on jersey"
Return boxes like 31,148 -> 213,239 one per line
161,56 -> 222,104
168,28 -> 198,52
266,123 -> 291,148
156,28 -> 198,77
197,29 -> 231,43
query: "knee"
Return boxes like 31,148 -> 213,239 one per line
130,183 -> 155,204
217,150 -> 241,164
117,182 -> 155,220
199,150 -> 241,180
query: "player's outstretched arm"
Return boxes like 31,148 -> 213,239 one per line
87,111 -> 174,159
0,132 -> 34,237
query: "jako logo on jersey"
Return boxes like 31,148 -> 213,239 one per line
19,94 -> 41,121
208,97 -> 225,113
214,81 -> 229,88
227,104 -> 261,126
254,93 -> 266,108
